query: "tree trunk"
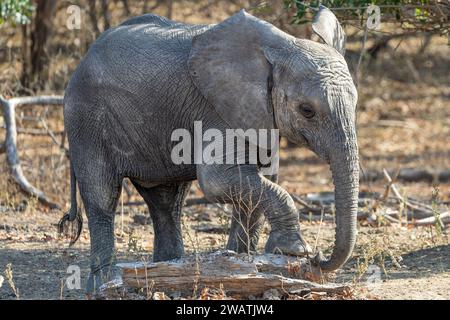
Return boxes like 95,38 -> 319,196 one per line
20,24 -> 30,89
88,0 -> 101,38
30,0 -> 56,87
167,0 -> 173,19
143,0 -> 162,14
101,0 -> 111,30
121,0 -> 131,16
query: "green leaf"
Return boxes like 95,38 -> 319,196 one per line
0,0 -> 34,26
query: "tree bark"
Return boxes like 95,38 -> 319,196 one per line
101,0 -> 111,30
113,251 -> 349,298
167,0 -> 173,19
20,24 -> 30,88
30,0 -> 57,86
120,0 -> 131,16
88,0 -> 101,38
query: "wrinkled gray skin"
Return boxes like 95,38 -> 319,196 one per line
63,10 -> 359,294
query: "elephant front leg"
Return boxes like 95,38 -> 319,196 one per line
226,174 -> 278,253
227,206 -> 264,254
197,164 -> 312,256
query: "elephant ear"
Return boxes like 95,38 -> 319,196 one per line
312,5 -> 346,55
188,10 -> 274,131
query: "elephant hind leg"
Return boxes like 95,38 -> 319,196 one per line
131,181 -> 191,262
75,164 -> 123,295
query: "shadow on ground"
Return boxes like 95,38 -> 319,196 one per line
0,247 -> 90,299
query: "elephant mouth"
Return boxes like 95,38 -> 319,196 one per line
300,132 -> 331,164
298,131 -> 311,148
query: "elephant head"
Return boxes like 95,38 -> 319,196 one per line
188,6 -> 359,272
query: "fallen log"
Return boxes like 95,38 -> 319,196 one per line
114,251 -> 350,299
193,224 -> 230,234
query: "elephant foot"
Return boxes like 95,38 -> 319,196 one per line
153,246 -> 184,262
86,265 -> 121,298
264,229 -> 312,256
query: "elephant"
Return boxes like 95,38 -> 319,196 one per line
59,6 -> 359,294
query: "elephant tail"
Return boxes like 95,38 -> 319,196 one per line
58,162 -> 83,246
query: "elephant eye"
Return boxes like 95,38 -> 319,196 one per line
299,104 -> 316,119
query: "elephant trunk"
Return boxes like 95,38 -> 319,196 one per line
317,134 -> 359,272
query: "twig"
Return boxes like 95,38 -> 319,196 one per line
290,194 -> 324,214
361,168 -> 450,183
370,168 -> 399,212
39,116 -> 69,156
414,211 -> 450,227
382,169 -> 434,216
405,57 -> 421,83
1,125 -> 65,135
122,179 -> 133,200
370,120 -> 419,130
355,24 -> 368,88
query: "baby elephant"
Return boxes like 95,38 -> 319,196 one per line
60,6 -> 359,294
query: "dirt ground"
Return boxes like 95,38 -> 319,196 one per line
0,193 -> 449,300
0,0 -> 449,300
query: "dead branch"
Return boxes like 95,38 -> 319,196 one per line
1,126 -> 64,136
377,211 -> 449,228
193,224 -> 230,234
121,179 -> 133,200
382,169 -> 434,216
362,168 -> 450,183
39,116 -> 69,155
114,251 -> 349,298
370,168 -> 398,212
291,194 -> 324,214
300,211 -> 370,222
369,119 -> 419,130
125,196 -> 211,207
413,211 -> 450,227
0,95 -> 64,209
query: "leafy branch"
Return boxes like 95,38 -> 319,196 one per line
284,0 -> 449,34
0,0 -> 34,25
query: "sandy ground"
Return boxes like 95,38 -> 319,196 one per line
0,175 -> 449,300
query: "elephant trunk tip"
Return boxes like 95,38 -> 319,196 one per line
312,246 -> 354,272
